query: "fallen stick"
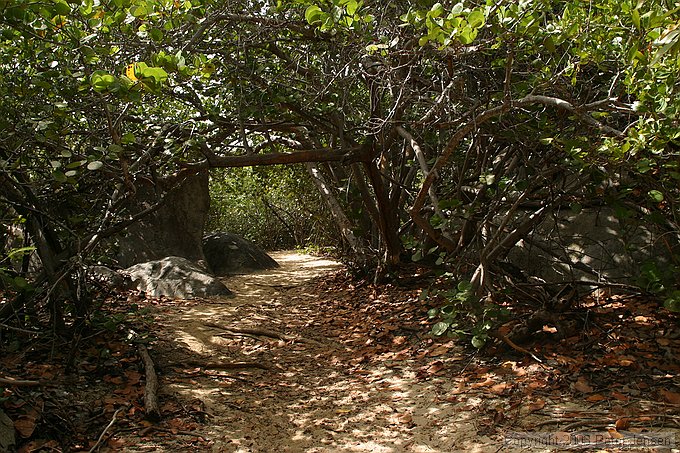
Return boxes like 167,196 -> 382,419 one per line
0,376 -> 41,387
138,345 -> 161,421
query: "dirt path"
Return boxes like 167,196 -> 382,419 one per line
118,252 -> 498,452
113,252 -> 678,452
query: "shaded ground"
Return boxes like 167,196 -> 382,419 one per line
109,252 -> 679,452
2,252 -> 679,452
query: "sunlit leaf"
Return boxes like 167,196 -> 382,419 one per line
431,321 -> 450,336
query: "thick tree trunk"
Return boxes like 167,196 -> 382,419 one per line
116,171 -> 210,267
362,161 -> 402,267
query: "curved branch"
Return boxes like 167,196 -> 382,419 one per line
409,95 -> 626,252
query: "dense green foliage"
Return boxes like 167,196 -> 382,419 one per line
207,165 -> 337,250
0,0 -> 679,333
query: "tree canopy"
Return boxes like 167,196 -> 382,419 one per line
1,0 -> 679,330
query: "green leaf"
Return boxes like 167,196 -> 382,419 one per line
12,276 -> 30,289
6,246 -> 36,260
458,25 -> 478,44
427,308 -> 439,319
52,170 -> 67,182
648,190 -> 664,202
121,133 -> 136,144
305,5 -> 324,25
53,2 -> 71,16
457,281 -> 472,292
149,28 -> 164,42
664,291 -> 680,312
431,321 -> 450,336
429,3 -> 444,18
467,8 -> 485,29
346,0 -> 360,16
90,70 -> 116,91
140,66 -> 168,83
87,161 -> 103,170
440,304 -> 456,316
631,8 -> 640,30
130,4 -> 147,17
471,335 -> 486,348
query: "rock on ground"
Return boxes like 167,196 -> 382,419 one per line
507,207 -> 678,285
203,232 -> 279,276
125,256 -> 232,299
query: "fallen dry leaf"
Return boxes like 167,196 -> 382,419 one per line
490,383 -> 510,395
14,416 -> 37,438
387,412 -> 413,425
586,394 -> 606,402
527,399 -> 546,411
392,336 -> 407,346
471,377 -> 495,388
426,360 -> 445,374
607,428 -> 624,439
660,389 -> 680,404
450,379 -> 466,395
573,377 -> 594,393
610,391 -> 629,402
615,418 -> 631,430
429,344 -> 451,357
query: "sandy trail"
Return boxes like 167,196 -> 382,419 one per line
120,252 -> 540,452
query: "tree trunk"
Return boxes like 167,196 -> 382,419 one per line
305,163 -> 368,263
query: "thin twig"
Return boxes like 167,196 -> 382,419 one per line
89,406 -> 125,453
0,322 -> 40,335
0,376 -> 41,387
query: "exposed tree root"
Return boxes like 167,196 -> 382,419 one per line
204,322 -> 324,346
488,331 -> 543,363
181,359 -> 273,371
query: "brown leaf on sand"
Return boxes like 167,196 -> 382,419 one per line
426,360 -> 445,375
527,399 -> 546,412
388,413 -> 413,425
429,344 -> 452,357
615,418 -> 631,430
490,383 -> 510,395
573,377 -> 594,393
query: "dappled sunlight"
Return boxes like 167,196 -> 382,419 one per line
144,252 -> 514,452
125,251 -> 671,453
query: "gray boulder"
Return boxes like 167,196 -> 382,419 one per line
203,233 -> 279,276
89,265 -> 134,290
125,256 -> 232,299
506,207 -> 678,286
